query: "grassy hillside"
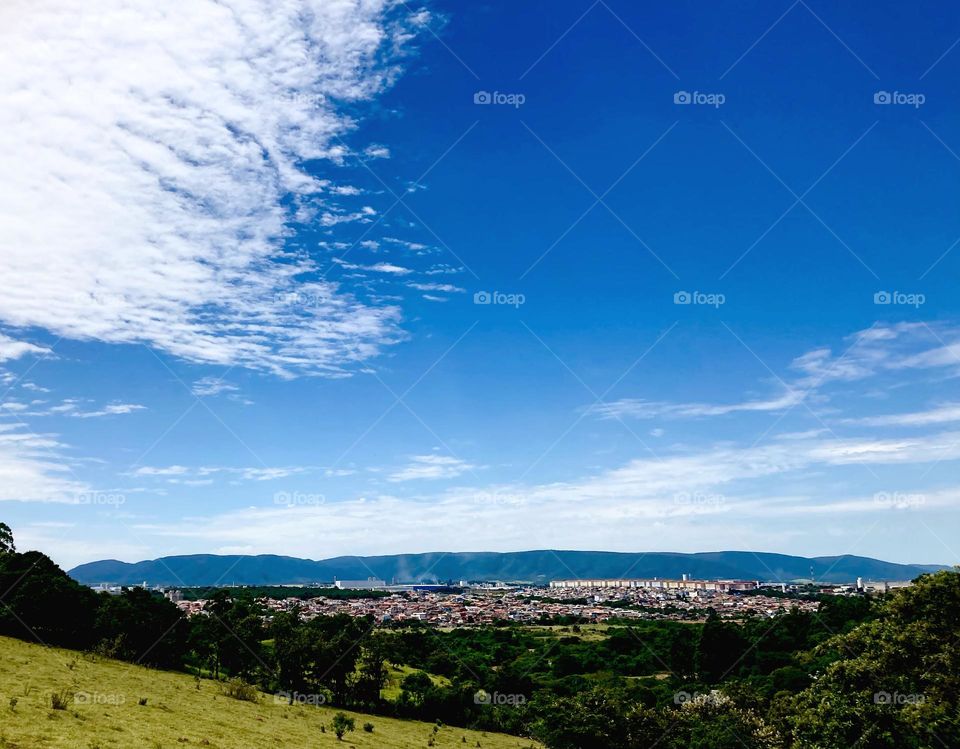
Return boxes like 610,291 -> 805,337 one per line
0,636 -> 538,749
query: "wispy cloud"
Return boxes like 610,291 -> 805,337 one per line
0,334 -> 50,362
0,0 -> 426,378
191,377 -> 239,398
133,465 -> 310,482
0,424 -> 88,502
71,403 -> 146,419
389,454 -> 475,482
590,323 -> 960,422
840,403 -> 960,428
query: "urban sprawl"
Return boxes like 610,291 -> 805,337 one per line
88,576 -> 912,627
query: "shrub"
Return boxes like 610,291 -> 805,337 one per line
50,689 -> 71,710
331,712 -> 355,740
363,722 -> 374,732
221,678 -> 258,703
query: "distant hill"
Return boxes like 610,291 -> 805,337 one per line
68,549 -> 950,586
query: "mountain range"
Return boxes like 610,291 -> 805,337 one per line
67,550 -> 951,586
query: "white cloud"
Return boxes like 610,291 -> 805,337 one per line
0,334 -> 50,362
0,424 -> 88,502
591,323 -> 960,422
125,428 -> 960,563
841,403 -> 960,428
384,237 -> 430,252
133,464 -> 309,482
590,390 -> 804,420
71,403 -> 146,419
191,377 -> 239,398
389,454 -> 475,482
0,0 -> 424,378
332,258 -> 413,275
364,144 -> 391,159
133,465 -> 190,477
407,282 -> 465,293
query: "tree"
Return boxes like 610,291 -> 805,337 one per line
94,587 -> 187,669
331,712 -> 355,740
787,570 -> 960,748
696,609 -> 748,683
353,631 -> 391,707
400,670 -> 434,708
0,550 -> 99,649
0,522 -> 14,554
197,592 -> 267,680
308,614 -> 370,704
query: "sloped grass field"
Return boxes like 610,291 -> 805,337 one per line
0,637 -> 539,749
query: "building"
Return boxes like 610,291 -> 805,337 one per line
549,578 -> 758,592
333,577 -> 386,590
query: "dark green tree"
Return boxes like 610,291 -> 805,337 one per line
696,609 -> 748,683
331,711 -> 355,740
786,570 -> 960,749
0,522 -> 14,554
94,587 -> 187,669
0,550 -> 98,648
353,630 -> 391,707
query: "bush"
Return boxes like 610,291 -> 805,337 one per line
221,678 -> 258,703
331,712 -> 355,740
50,689 -> 71,710
363,722 -> 374,732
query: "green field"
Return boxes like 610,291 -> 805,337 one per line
381,663 -> 451,701
0,636 -> 539,749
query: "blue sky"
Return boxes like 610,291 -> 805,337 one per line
1,0 -> 959,569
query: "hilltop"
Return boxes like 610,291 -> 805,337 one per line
69,549 -> 948,586
0,635 -> 538,749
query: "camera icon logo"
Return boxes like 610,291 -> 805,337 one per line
673,90 -> 691,104
673,290 -> 691,305
474,290 -> 491,305
873,291 -> 891,305
874,91 -> 891,104
474,91 -> 491,105
474,690 -> 492,705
